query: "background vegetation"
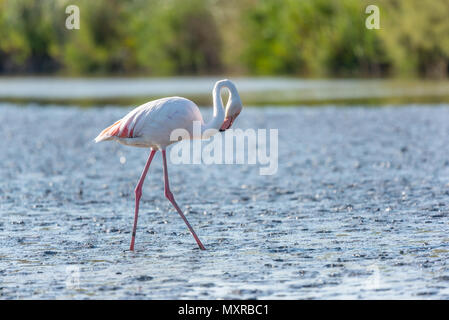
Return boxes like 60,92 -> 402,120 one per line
0,0 -> 448,78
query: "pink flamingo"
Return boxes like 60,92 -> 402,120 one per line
95,79 -> 242,251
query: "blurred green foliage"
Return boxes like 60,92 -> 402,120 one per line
0,0 -> 448,78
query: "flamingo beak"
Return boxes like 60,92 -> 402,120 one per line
219,116 -> 234,132
220,110 -> 241,132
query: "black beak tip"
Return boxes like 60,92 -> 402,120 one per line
219,128 -> 225,132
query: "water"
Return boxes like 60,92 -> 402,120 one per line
1,77 -> 449,105
1,101 -> 449,299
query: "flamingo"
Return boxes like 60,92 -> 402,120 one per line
94,79 -> 242,251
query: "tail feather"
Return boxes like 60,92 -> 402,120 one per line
94,120 -> 123,143
95,111 -> 139,143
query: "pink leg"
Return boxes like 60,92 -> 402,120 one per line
161,150 -> 206,250
130,149 -> 157,251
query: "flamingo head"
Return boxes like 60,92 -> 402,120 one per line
220,89 -> 242,132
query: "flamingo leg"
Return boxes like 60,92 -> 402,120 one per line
130,149 -> 157,251
161,150 -> 206,250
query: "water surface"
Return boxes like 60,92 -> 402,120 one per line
1,103 -> 449,299
1,77 -> 449,105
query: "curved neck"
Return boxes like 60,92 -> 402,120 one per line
201,80 -> 228,138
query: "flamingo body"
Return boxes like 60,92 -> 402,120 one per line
95,79 -> 243,251
95,96 -> 203,149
